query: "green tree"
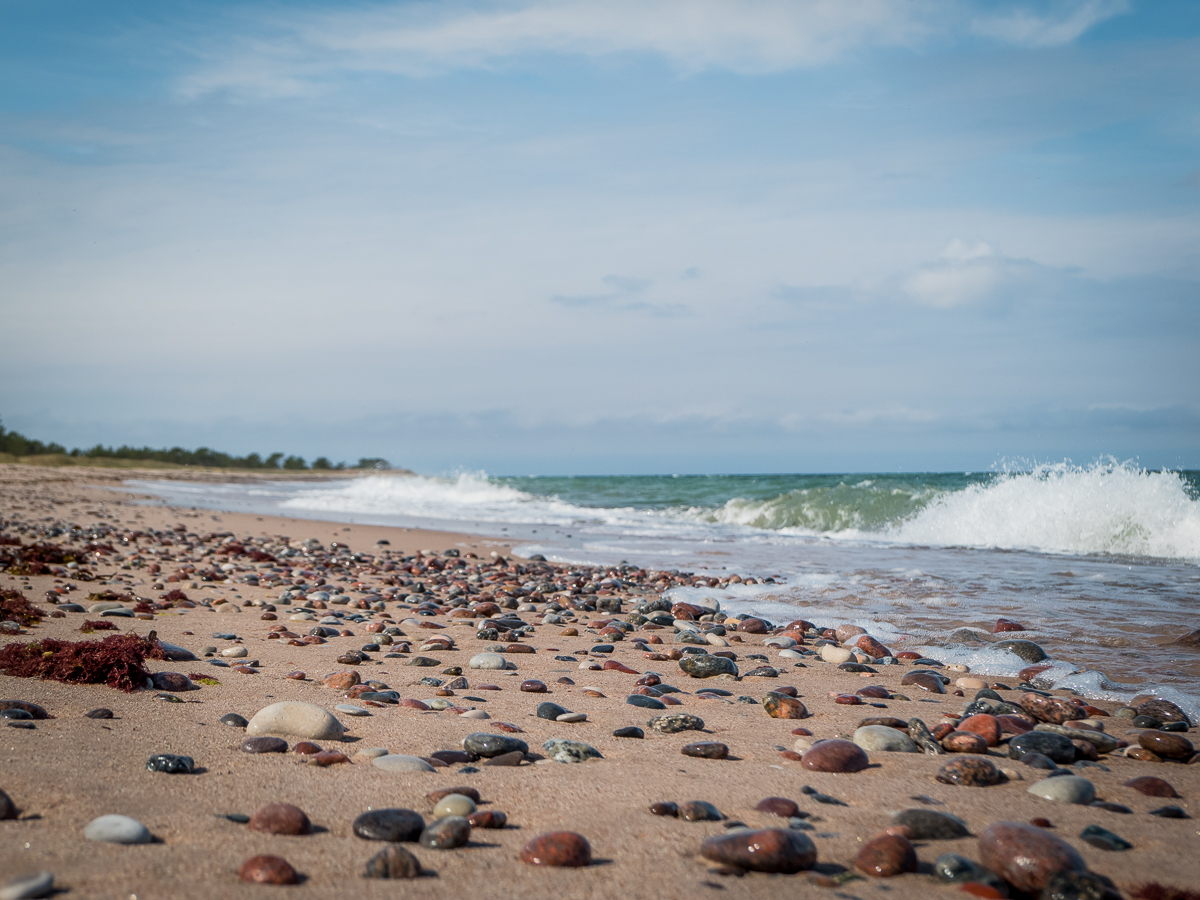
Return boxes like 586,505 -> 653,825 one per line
283,455 -> 307,470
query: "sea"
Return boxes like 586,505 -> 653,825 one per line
129,459 -> 1200,721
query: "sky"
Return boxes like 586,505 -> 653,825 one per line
1,0 -> 1198,475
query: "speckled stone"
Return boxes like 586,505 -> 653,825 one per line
520,832 -> 592,867
763,694 -> 809,719
800,739 -> 869,773
1019,693 -> 1087,725
679,655 -> 738,678
977,822 -> 1086,893
681,741 -> 728,759
362,845 -> 421,879
419,816 -> 471,849
647,714 -> 705,734
936,757 -> 1003,787
700,828 -> 817,874
543,739 -> 602,763
855,833 -> 917,877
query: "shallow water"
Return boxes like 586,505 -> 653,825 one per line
130,460 -> 1200,720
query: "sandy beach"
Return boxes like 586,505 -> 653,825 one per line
1,464 -> 1197,900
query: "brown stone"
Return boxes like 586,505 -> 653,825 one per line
957,714 -> 1002,746
1124,776 -> 1180,798
854,635 -> 890,658
996,714 -> 1035,735
427,786 -> 481,804
0,788 -> 17,820
763,695 -> 809,719
467,809 -> 507,829
363,845 -> 421,879
1126,747 -> 1161,762
241,736 -> 288,754
1139,731 -> 1194,760
1072,739 -> 1099,762
151,672 -> 192,692
931,723 -> 955,741
755,797 -> 800,818
855,832 -> 917,877
520,831 -> 592,867
519,679 -> 547,693
738,617 -> 769,634
900,672 -> 945,693
977,822 -> 1086,893
771,685 -> 798,697
1019,693 -> 1086,725
936,757 -> 1002,787
1136,699 -> 1190,724
801,739 -> 869,773
285,671 -> 305,680
993,617 -> 1025,633
505,643 -> 534,653
308,751 -> 348,767
941,731 -> 989,754
323,671 -> 360,691
682,741 -> 729,759
700,828 -> 817,873
833,694 -> 861,705
836,624 -> 866,642
858,716 -> 908,730
249,803 -> 311,836
895,651 -> 921,660
856,685 -> 890,699
240,855 -> 299,885
292,742 -> 322,755
399,699 -> 430,710
603,660 -> 639,674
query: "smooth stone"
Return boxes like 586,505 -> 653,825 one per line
0,788 -> 18,819
647,714 -> 705,734
463,732 -> 529,757
855,833 -> 917,877
892,809 -> 969,840
536,701 -> 568,720
763,694 -> 809,719
613,726 -> 644,739
1009,731 -> 1076,764
1022,752 -> 1060,770
239,855 -> 299,885
460,709 -> 490,720
249,803 -> 310,835
556,712 -> 587,723
373,755 -> 436,773
936,757 -> 1003,787
433,794 -> 477,818
679,800 -> 724,821
993,639 -> 1048,662
1123,776 -> 1180,798
427,786 -> 481,804
245,702 -> 344,741
1080,824 -> 1132,851
700,828 -> 817,873
543,739 -> 602,763
956,714 -> 1002,746
1020,693 -> 1087,725
335,704 -> 371,717
362,845 -> 421,879
1138,730 -> 1194,759
0,871 -> 53,900
900,671 -> 945,693
151,672 -> 192,692
1028,776 -> 1095,805
468,810 -> 508,829
482,750 -> 524,767
419,815 -> 470,849
626,694 -> 666,710
353,808 -> 425,842
146,754 -> 194,774
220,646 -> 248,658
220,713 -> 249,728
679,655 -> 738,678
241,735 -> 289,755
853,725 -> 919,753
83,814 -> 153,844
755,797 -> 800,818
1036,723 -> 1119,754
800,739 -> 869,773
681,741 -> 728,759
1149,805 -> 1189,818
469,653 -> 507,670
941,731 -> 989,754
818,644 -> 853,665
932,853 -> 1007,891
978,822 -> 1086,893
1137,698 -> 1191,724
520,832 -> 592,867
84,708 -> 113,720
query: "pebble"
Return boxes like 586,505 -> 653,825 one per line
151,672 -> 192,692
220,646 -> 248,658
483,750 -> 525,767
428,786 -> 481,804
613,726 -> 644,739
245,702 -> 344,741
853,725 -> 919,753
363,845 -> 421,879
941,731 -> 989,754
543,739 -> 602,763
536,701 -> 568,720
892,809 -> 969,840
1019,692 -> 1086,725
469,653 -> 507,670
520,679 -> 547,693
647,714 -> 705,734
146,754 -> 195,774
520,832 -> 592,867
855,832 -> 917,877
220,713 -> 249,728
992,639 -> 1047,662
460,709 -> 490,720
419,815 -> 471,849
467,810 -> 507,829
239,855 -> 299,885
1149,805 -> 1189,818
800,739 -> 869,773
1080,824 -> 1132,851
900,671 -> 945,693
1123,775 -> 1180,798
0,872 -> 53,900
627,694 -> 666,710
293,741 -> 322,755
373,755 -> 436,773
1028,776 -> 1095,805
353,808 -> 425,842
936,757 -> 1003,787
978,822 -> 1086,893
932,852 -> 1008,891
464,732 -> 528,757
763,694 -> 809,719
83,814 -> 153,844
1138,731 -> 1194,759
1036,722 -> 1119,754
249,803 -> 311,835
0,789 -> 16,820
650,801 -> 679,817
679,800 -> 723,821
84,708 -> 114,719
1137,698 -> 1190,724
335,704 -> 371,717
818,645 -> 853,665
956,714 -> 1002,746
1009,731 -> 1076,764
700,828 -> 817,873
679,655 -> 738,678
755,797 -> 800,818
557,712 -> 587,723
681,741 -> 728,759
433,794 -> 476,818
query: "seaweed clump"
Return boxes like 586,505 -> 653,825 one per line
0,633 -> 167,692
0,541 -> 80,576
0,590 -> 46,626
79,619 -> 119,633
161,589 -> 189,603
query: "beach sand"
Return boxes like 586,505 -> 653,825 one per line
1,464 -> 1196,899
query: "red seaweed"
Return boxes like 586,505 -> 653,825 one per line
79,619 -> 119,633
0,633 -> 167,692
0,590 -> 47,626
161,589 -> 190,603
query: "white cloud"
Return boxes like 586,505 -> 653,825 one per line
903,240 -> 1041,308
971,0 -> 1131,48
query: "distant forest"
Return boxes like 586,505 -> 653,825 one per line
0,418 -> 389,471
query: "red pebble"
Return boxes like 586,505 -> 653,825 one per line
993,618 -> 1026,633
285,671 -> 306,680
895,651 -> 921,660
957,714 -> 1002,747
791,727 -> 813,736
399,699 -> 430,710
467,810 -> 507,829
602,660 -> 639,674
248,803 -> 311,835
293,742 -> 322,755
308,751 -> 348,767
834,694 -> 862,705
494,722 -> 524,733
239,855 -> 299,885
1029,817 -> 1052,828
520,832 -> 592,867
661,695 -> 682,706
931,723 -> 955,740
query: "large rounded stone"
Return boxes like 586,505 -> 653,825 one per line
469,653 -> 507,670
1136,698 -> 1190,725
1009,731 -> 1076,764
679,655 -> 738,678
763,694 -> 809,719
462,732 -> 529,757
1019,693 -> 1086,725
245,702 -> 344,741
248,803 -> 311,835
1138,731 -> 1194,760
800,739 -> 869,773
373,754 -> 436,773
900,671 -> 945,694
700,828 -> 817,874
520,832 -> 592,867
853,725 -> 918,753
977,822 -> 1086,893
83,814 -> 152,844
993,639 -> 1047,662
1123,776 -> 1180,798
956,714 -> 1002,746
892,809 -> 969,840
353,809 -> 424,842
855,833 -> 917,877
1027,776 -> 1095,805
239,855 -> 299,885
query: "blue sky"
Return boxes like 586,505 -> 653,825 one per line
1,0 -> 1198,474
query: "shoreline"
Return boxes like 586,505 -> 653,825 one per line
1,463 -> 1198,898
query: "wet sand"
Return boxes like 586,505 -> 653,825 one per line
1,464 -> 1197,899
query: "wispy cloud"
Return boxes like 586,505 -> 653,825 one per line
552,274 -> 690,316
971,0 -> 1131,48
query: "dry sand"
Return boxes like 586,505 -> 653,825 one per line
0,464 -> 1196,899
